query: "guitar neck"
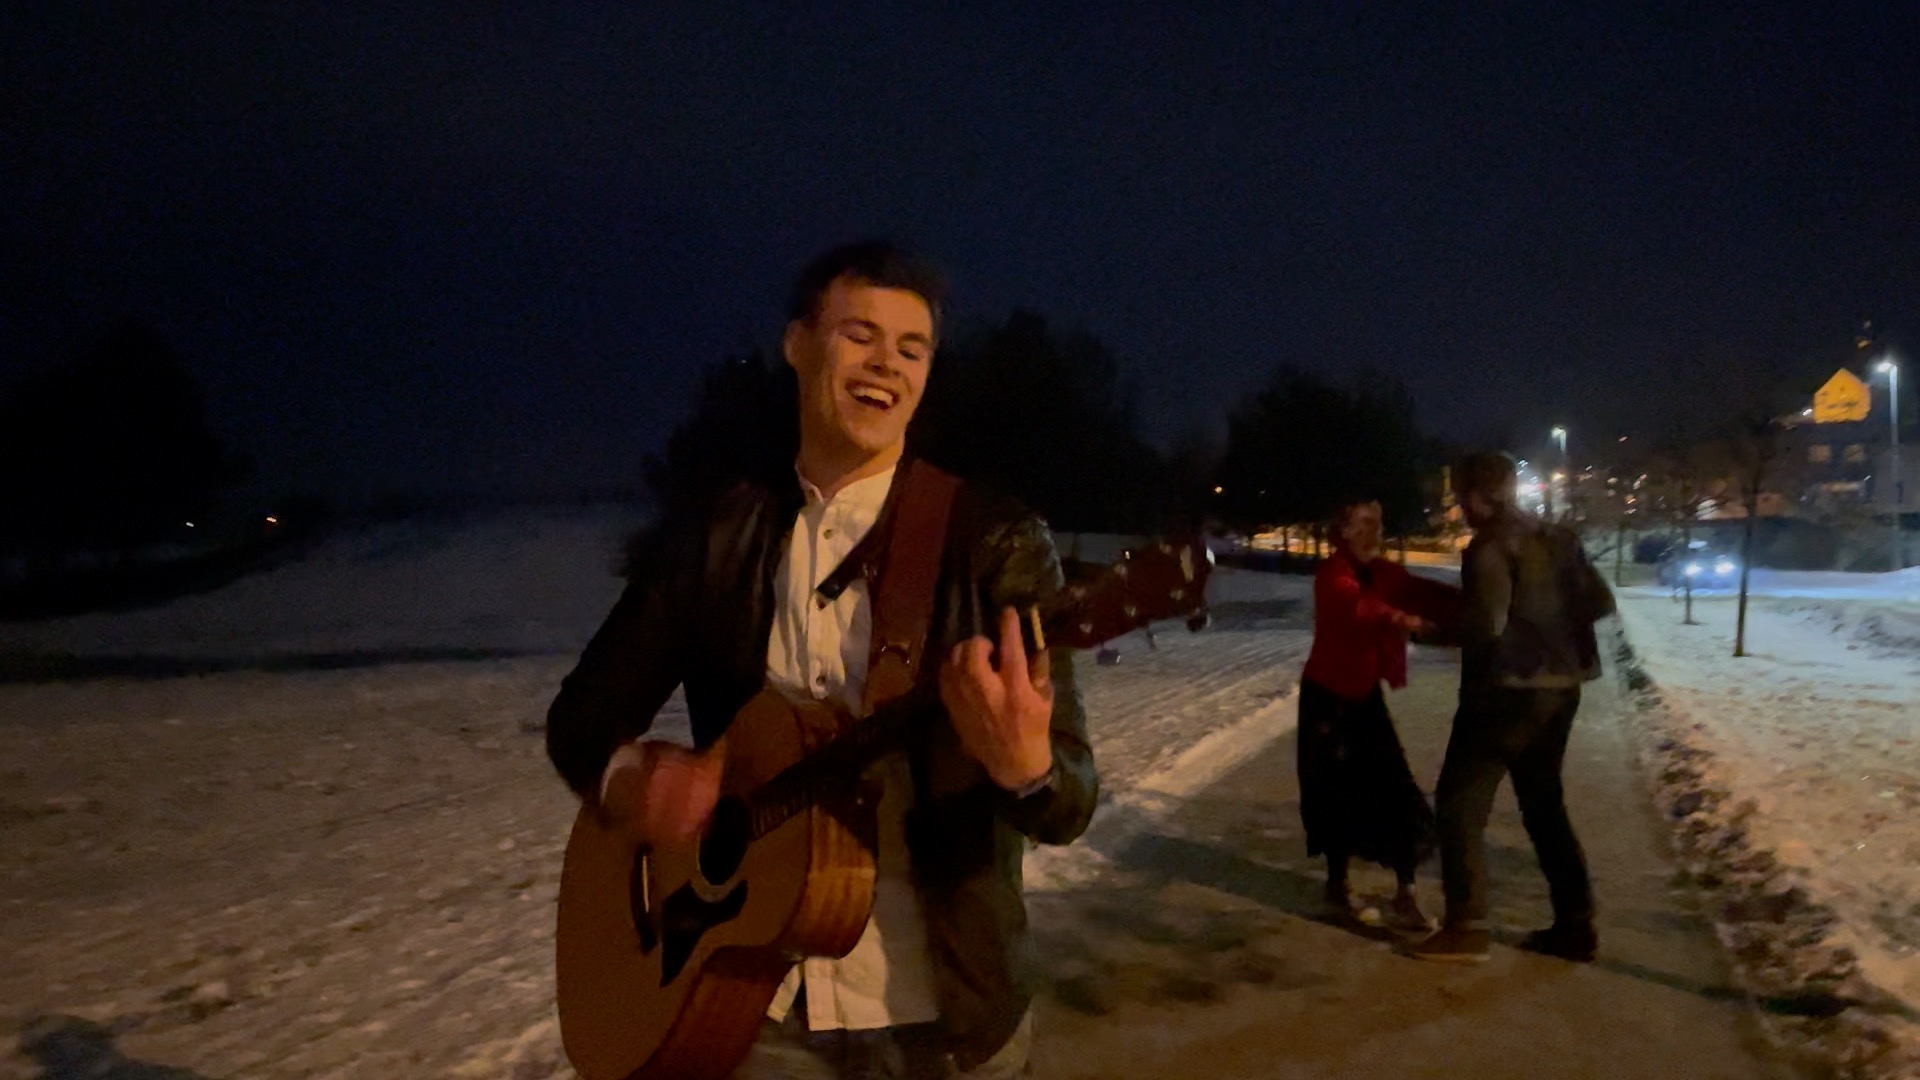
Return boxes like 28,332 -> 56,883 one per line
740,599 -> 1092,842
742,537 -> 1210,840
743,704 -> 903,843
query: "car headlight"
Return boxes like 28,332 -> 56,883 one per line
1685,562 -> 1702,576
1714,559 -> 1736,574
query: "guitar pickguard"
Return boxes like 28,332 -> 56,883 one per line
658,880 -> 750,987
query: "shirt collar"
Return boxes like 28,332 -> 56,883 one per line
795,463 -> 897,516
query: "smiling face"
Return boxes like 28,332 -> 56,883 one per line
1338,501 -> 1384,561
784,274 -> 935,491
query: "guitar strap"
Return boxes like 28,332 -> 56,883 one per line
859,458 -> 960,716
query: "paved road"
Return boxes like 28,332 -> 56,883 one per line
1026,646 -> 1813,1080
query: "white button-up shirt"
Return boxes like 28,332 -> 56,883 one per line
601,465 -> 942,1031
761,465 -> 941,1031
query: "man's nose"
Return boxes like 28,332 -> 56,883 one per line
862,341 -> 896,372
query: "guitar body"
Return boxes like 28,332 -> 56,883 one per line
556,688 -> 880,1080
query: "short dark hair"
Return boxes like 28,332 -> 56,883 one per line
1330,494 -> 1381,529
785,240 -> 947,338
1453,451 -> 1518,504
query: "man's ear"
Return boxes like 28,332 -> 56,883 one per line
782,321 -> 806,372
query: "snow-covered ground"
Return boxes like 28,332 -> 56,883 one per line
5,509 -> 650,661
1613,571 -> 1920,1064
0,511 -> 1314,1078
13,507 -> 1914,1075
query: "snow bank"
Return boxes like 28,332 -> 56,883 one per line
1746,567 -> 1920,601
1613,589 -> 1920,1074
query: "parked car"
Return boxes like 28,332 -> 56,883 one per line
1633,534 -> 1678,564
1656,542 -> 1741,590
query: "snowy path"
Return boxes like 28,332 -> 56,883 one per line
1027,647 -> 1803,1080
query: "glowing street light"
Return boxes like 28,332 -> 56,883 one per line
1874,357 -> 1902,567
1546,426 -> 1569,521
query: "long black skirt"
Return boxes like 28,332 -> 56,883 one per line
1296,678 -> 1435,872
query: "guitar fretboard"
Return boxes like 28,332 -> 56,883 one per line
744,708 -> 902,841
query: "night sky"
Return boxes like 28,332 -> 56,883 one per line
6,4 -> 1917,502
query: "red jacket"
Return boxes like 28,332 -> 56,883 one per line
1301,550 -> 1464,701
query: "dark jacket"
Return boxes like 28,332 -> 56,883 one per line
1460,508 -> 1617,690
1302,550 -> 1464,700
545,465 -> 1098,1069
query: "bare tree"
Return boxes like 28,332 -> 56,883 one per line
1639,442 -> 1733,626
1727,418 -> 1786,657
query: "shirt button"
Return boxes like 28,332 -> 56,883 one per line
823,527 -> 834,539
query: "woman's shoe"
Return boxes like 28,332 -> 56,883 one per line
1387,890 -> 1437,933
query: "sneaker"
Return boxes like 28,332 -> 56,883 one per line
1401,925 -> 1491,963
1519,923 -> 1598,963
1323,882 -> 1379,926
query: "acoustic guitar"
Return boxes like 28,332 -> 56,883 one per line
556,536 -> 1214,1080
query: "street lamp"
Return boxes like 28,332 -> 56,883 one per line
1548,426 -> 1569,521
1876,358 -> 1902,568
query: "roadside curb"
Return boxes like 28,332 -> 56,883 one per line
1608,623 -> 1919,1079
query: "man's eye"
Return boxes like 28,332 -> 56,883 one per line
843,329 -> 874,345
899,348 -> 927,363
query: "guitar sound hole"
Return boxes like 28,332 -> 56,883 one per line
698,796 -> 752,884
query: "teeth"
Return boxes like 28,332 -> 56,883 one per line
849,385 -> 897,407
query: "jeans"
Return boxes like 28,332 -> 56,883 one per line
1435,686 -> 1592,929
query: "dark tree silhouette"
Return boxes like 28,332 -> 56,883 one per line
911,311 -> 1164,533
0,320 -> 251,565
628,312 -> 1168,580
639,349 -> 798,517
1212,368 -> 1430,536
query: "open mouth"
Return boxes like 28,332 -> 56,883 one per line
846,381 -> 899,411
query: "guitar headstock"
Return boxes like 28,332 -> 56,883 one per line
1050,535 -> 1215,650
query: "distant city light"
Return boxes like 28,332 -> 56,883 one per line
1212,485 -> 1223,494
266,516 -> 278,524
185,522 -> 195,528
